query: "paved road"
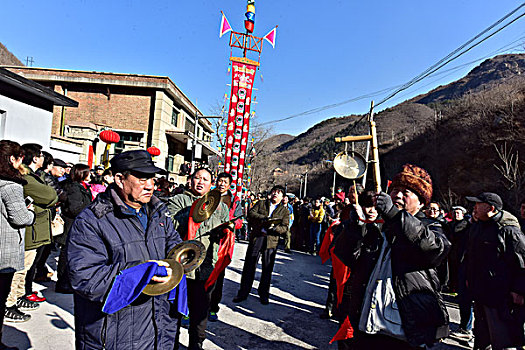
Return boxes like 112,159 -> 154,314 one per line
4,242 -> 470,349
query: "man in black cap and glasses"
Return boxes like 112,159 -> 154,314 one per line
66,150 -> 183,349
466,192 -> 525,349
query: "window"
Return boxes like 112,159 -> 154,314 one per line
114,131 -> 144,153
185,117 -> 195,133
165,155 -> 175,172
171,107 -> 179,127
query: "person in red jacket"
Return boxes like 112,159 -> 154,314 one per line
208,172 -> 243,322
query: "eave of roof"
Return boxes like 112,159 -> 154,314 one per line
0,67 -> 78,107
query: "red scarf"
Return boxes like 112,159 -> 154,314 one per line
205,228 -> 235,290
186,200 -> 203,240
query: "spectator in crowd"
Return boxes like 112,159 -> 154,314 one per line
33,152 -> 59,283
0,140 -> 35,347
308,198 -> 325,255
56,164 -> 93,294
340,184 -> 364,221
67,150 -> 181,349
179,161 -> 191,176
90,168 -> 113,198
338,164 -> 450,348
335,186 -> 345,202
208,172 -> 243,322
234,185 -> 289,305
425,201 -> 450,290
5,144 -> 57,322
466,192 -> 525,349
332,190 -> 382,347
153,177 -> 174,203
447,205 -> 474,342
282,195 -> 294,253
168,168 -> 229,349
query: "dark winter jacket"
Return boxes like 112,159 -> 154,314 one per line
334,209 -> 450,347
21,165 -> 58,250
43,172 -> 67,203
449,218 -> 470,266
467,210 -> 525,307
333,213 -> 383,326
66,185 -> 182,350
248,199 -> 289,250
57,180 -> 92,245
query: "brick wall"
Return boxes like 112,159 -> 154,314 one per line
50,84 -> 152,136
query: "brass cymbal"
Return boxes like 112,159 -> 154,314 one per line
192,189 -> 221,223
142,259 -> 184,296
167,240 -> 206,274
333,152 -> 367,180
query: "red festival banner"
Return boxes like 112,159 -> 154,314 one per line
224,59 -> 257,194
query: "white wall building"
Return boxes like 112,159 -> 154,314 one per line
0,67 -> 78,157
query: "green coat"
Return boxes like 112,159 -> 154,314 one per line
22,165 -> 58,250
248,199 -> 290,249
167,190 -> 229,281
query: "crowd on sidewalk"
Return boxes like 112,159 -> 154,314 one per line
1,139 -> 524,350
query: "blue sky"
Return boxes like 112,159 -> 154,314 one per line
2,0 -> 524,136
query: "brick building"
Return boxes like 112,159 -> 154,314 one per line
4,66 -> 218,182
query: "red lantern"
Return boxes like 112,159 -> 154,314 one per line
99,130 -> 120,144
147,146 -> 161,156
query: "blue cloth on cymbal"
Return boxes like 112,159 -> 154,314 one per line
167,274 -> 188,317
102,262 -> 167,314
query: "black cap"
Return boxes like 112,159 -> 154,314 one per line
53,159 -> 68,168
110,150 -> 164,174
466,192 -> 503,211
270,185 -> 285,194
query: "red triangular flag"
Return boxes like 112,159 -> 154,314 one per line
263,26 -> 277,48
329,316 -> 354,343
205,229 -> 235,290
331,246 -> 351,306
319,220 -> 340,264
219,11 -> 232,38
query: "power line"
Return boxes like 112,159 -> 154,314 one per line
258,5 -> 525,128
375,2 -> 525,107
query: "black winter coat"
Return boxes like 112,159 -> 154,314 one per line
334,209 -> 450,347
66,185 -> 182,350
332,214 -> 383,326
467,210 -> 525,307
58,180 -> 92,245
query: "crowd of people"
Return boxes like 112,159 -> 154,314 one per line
0,140 -> 524,350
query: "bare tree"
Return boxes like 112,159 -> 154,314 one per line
493,142 -> 525,208
207,100 -> 274,192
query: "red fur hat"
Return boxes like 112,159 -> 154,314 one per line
391,164 -> 433,206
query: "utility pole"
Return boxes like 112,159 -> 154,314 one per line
304,171 -> 308,198
191,111 -> 199,175
299,176 -> 303,198
332,170 -> 336,198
